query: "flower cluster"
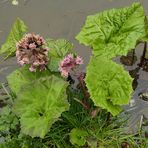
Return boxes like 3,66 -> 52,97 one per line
16,33 -> 49,72
59,54 -> 83,77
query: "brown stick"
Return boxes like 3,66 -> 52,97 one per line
77,73 -> 90,99
77,73 -> 90,109
73,98 -> 90,110
139,42 -> 147,66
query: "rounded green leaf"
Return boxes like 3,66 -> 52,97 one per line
13,75 -> 69,138
85,57 -> 133,116
76,3 -> 145,59
7,66 -> 50,94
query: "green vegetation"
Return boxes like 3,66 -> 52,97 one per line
0,2 -> 147,147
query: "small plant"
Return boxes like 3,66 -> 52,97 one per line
0,2 -> 147,147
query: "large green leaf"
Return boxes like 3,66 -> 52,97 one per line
46,39 -> 73,71
85,57 -> 133,116
7,66 -> 50,94
0,18 -> 28,59
13,75 -> 69,138
76,3 -> 145,58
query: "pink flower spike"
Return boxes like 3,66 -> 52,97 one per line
59,53 -> 84,78
16,33 -> 49,72
75,56 -> 83,65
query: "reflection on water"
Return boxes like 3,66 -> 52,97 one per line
0,0 -> 148,133
120,44 -> 148,133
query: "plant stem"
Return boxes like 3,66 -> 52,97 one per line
73,98 -> 90,110
45,65 -> 52,74
139,42 -> 147,66
91,108 -> 100,118
132,49 -> 135,65
77,73 -> 90,109
77,73 -> 89,100
106,112 -> 111,124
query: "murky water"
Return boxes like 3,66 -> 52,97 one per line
0,0 -> 148,133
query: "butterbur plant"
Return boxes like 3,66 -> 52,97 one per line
0,2 -> 147,148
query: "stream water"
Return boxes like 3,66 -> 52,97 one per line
0,0 -> 148,134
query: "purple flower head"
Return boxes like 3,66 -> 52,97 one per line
59,54 -> 83,77
16,33 -> 49,72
